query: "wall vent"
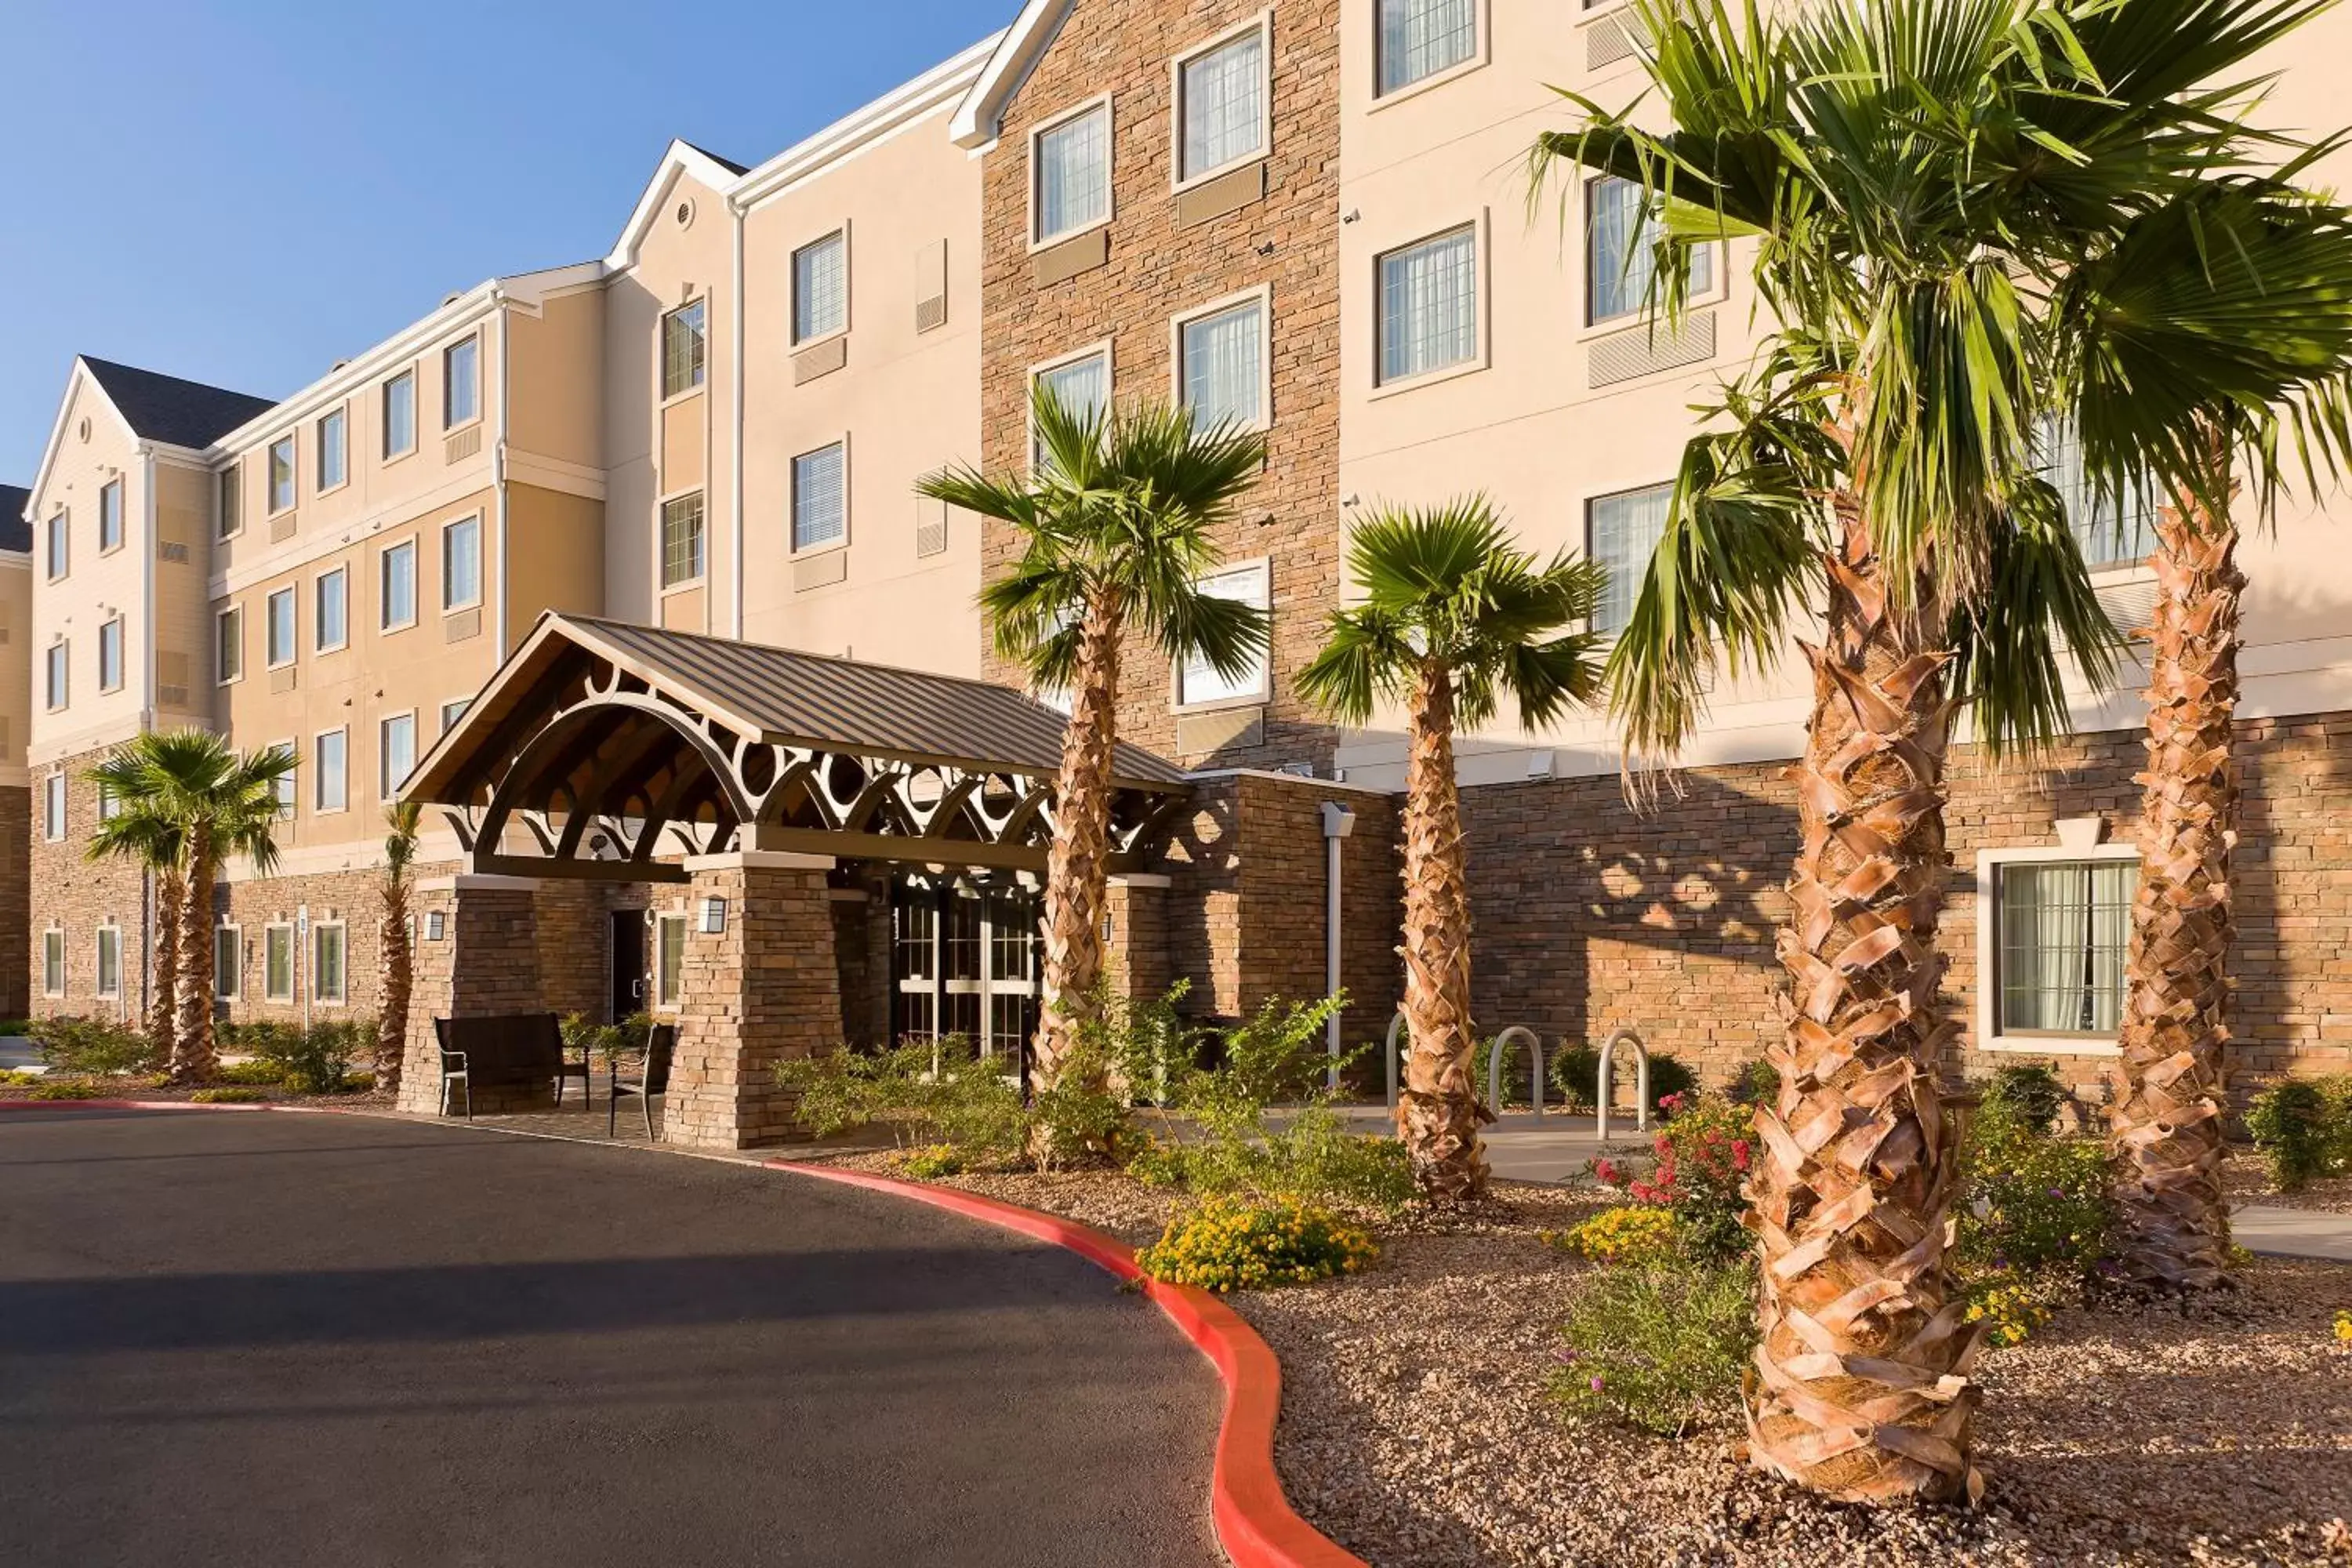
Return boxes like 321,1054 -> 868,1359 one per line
2096,579 -> 2161,641
1587,12 -> 1639,68
915,295 -> 948,334
270,514 -> 297,543
157,541 -> 191,564
446,425 -> 483,463
1588,310 -> 1716,387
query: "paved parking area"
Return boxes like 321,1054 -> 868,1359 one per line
0,1107 -> 1220,1567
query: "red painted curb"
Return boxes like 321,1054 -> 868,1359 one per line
768,1161 -> 1367,1568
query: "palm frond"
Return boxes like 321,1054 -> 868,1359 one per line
1946,479 -> 2125,759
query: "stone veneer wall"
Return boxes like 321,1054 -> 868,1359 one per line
0,786 -> 28,1018
1459,713 -> 2352,1098
976,0 -> 1344,773
27,748 -> 147,1024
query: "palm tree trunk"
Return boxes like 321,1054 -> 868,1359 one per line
150,868 -> 183,1069
2107,497 -> 2242,1290
173,824 -> 218,1085
379,875 -> 412,1094
1745,503 -> 1981,1504
1396,660 -> 1486,1202
1033,597 -> 1123,1087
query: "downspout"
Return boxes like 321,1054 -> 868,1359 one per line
140,451 -> 158,1018
729,192 -> 747,638
1320,801 -> 1356,1092
493,303 -> 512,654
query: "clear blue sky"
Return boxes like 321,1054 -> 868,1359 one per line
0,0 -> 1008,483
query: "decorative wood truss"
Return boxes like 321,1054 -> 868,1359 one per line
401,613 -> 1193,884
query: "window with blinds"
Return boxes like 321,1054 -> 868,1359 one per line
1033,103 -> 1109,243
660,492 -> 706,586
1176,562 -> 1270,706
793,443 -> 848,552
1377,226 -> 1478,384
793,234 -> 846,344
1588,175 -> 1714,325
1178,27 -> 1266,182
1588,483 -> 1671,637
1996,858 -> 2137,1035
2035,416 -> 2158,568
1377,0 -> 1476,95
1178,297 -> 1266,430
662,299 -> 708,397
1033,351 -> 1109,469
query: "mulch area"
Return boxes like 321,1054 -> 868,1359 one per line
2225,1149 -> 2352,1216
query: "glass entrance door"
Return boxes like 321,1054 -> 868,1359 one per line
891,879 -> 1040,1073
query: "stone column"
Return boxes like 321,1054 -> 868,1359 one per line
665,851 -> 843,1151
1103,873 -> 1172,1004
394,875 -> 544,1115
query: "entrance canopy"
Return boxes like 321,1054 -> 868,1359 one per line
401,612 -> 1191,883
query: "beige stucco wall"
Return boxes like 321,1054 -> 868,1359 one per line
28,373 -> 152,767
0,554 -> 30,783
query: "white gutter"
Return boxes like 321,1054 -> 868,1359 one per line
495,304 -> 511,653
730,197 -> 746,638
140,450 -> 157,729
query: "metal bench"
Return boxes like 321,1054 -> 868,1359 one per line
433,1013 -> 590,1118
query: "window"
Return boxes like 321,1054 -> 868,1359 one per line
269,743 -> 297,818
1995,858 -> 2138,1036
98,478 -> 124,553
217,465 -> 241,539
315,568 -> 348,652
45,642 -> 67,711
1033,101 -> 1110,243
381,539 -> 417,630
662,299 -> 708,396
655,913 -> 687,1008
43,775 -> 66,840
792,234 -> 847,344
440,696 -> 472,734
380,713 -> 416,798
45,511 -> 66,580
444,337 -> 480,427
443,515 -> 481,608
1377,225 -> 1478,384
98,782 -> 119,822
1032,350 -> 1109,469
318,407 -> 347,490
42,929 -> 64,997
214,926 -> 241,1000
264,925 -> 295,1001
2036,416 -> 2158,568
1176,561 -> 1270,706
268,435 -> 296,513
95,927 -> 120,999
1178,296 -> 1267,430
314,924 -> 347,1004
216,607 -> 243,684
1178,26 -> 1267,183
1587,482 -> 1672,637
659,492 -> 706,586
1588,175 -> 1713,325
384,368 -> 417,458
267,587 -> 296,666
1377,0 -> 1477,93
97,618 -> 123,693
315,728 -> 347,812
792,444 -> 846,553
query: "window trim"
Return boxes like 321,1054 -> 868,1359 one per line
266,433 -> 299,516
42,926 -> 65,998
1026,339 -> 1115,474
1581,173 -> 1729,335
1369,0 -> 1490,107
1581,477 -> 1676,641
788,437 -> 851,558
94,924 -> 122,1000
263,922 -> 296,1002
1974,840 -> 2141,1058
1170,13 -> 1274,192
1026,93 -> 1116,252
442,334 -> 483,432
313,725 -> 350,815
653,909 -> 688,1012
438,696 -> 472,735
657,486 -> 709,591
265,586 -> 298,670
315,403 -> 350,495
789,228 -> 851,349
314,565 -> 350,655
379,535 -> 419,633
267,738 -> 298,819
45,510 -> 67,582
96,615 -> 125,694
96,477 -> 125,557
215,923 -> 243,1001
216,463 -> 243,541
1369,212 -> 1490,397
312,920 -> 349,1006
42,773 -> 67,842
1167,285 -> 1274,434
382,365 -> 419,462
441,513 -> 484,612
379,709 -> 418,800
1171,557 -> 1273,713
660,296 -> 711,403
44,640 -> 67,713
216,605 -> 244,686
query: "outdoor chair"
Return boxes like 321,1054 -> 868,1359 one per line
433,1014 -> 589,1118
609,1022 -> 677,1141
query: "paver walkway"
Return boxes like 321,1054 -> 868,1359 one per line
0,1106 -> 1221,1568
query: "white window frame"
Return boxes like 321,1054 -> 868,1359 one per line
217,463 -> 242,540
216,605 -> 244,685
1582,173 -> 1728,334
314,566 -> 349,654
1169,285 -> 1272,433
97,781 -> 119,823
1370,212 -> 1490,396
97,616 -> 124,694
45,641 -> 67,712
1171,13 -> 1272,191
45,510 -> 67,581
1172,558 -> 1272,711
444,335 -> 481,430
790,229 -> 851,347
439,696 -> 472,735
383,366 -> 419,460
97,477 -> 125,555
1974,840 -> 2142,1058
263,923 -> 296,1002
379,710 -> 417,800
1370,0 -> 1490,105
1584,479 -> 1675,641
442,514 -> 483,611
42,927 -> 65,998
661,296 -> 710,401
266,586 -> 297,669
214,923 -> 242,1001
42,774 -> 67,841
1027,94 -> 1115,251
314,726 -> 349,815
94,924 -> 122,1000
312,920 -> 348,1006
267,434 -> 298,515
659,488 -> 707,589
1027,340 -> 1114,474
316,404 -> 350,494
789,439 -> 851,557
269,739 -> 297,818
379,537 -> 418,632
654,910 -> 688,1011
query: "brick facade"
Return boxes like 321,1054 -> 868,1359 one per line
28,747 -> 147,1025
978,0 -> 1344,773
0,785 -> 30,1018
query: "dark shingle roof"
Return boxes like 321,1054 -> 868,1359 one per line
0,485 -> 29,554
681,140 -> 750,176
82,357 -> 276,450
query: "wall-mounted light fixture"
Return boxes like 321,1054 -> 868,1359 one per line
699,896 -> 728,935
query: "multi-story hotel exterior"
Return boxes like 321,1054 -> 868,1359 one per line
14,0 -> 2352,1138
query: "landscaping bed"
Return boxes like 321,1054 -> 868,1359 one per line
2227,1149 -> 2352,1215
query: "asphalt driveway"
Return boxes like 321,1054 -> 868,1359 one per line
0,1108 -> 1221,1567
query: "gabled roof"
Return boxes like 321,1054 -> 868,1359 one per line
950,0 -> 1073,148
0,485 -> 31,554
80,357 -> 275,450
681,140 -> 750,177
603,139 -> 757,271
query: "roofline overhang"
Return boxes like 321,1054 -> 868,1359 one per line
731,31 -> 1004,212
949,0 -> 1072,148
26,358 -> 127,514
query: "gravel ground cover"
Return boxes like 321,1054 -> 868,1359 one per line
819,1151 -> 2352,1567
2224,1150 -> 2352,1215
0,1079 -> 392,1110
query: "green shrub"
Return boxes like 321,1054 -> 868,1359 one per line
30,1080 -> 118,1100
1548,1204 -> 1682,1265
900,1143 -> 964,1178
1726,1058 -> 1780,1108
344,1070 -> 376,1093
254,1019 -> 375,1094
1555,1258 -> 1757,1437
1962,1265 -> 2077,1348
1552,1043 -> 1695,1117
2322,1076 -> 2352,1173
216,1060 -> 285,1086
217,1020 -> 305,1059
191,1087 -> 270,1104
2246,1079 -> 2332,1190
0,1017 -> 31,1036
0,1069 -> 44,1087
1954,1100 -> 2114,1279
1980,1062 -> 2069,1136
31,1015 -> 162,1077
562,1011 -> 655,1069
777,1036 -> 1031,1167
1136,1196 -> 1378,1293
1591,1094 -> 1755,1265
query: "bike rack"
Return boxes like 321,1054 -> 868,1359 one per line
1486,1025 -> 1543,1122
1595,1026 -> 1650,1141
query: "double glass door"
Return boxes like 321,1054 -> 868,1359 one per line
892,880 -> 1040,1072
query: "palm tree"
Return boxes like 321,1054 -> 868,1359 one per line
83,756 -> 183,1061
917,387 -> 1269,1087
1297,499 -> 1604,1201
101,731 -> 297,1084
377,801 -> 423,1096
